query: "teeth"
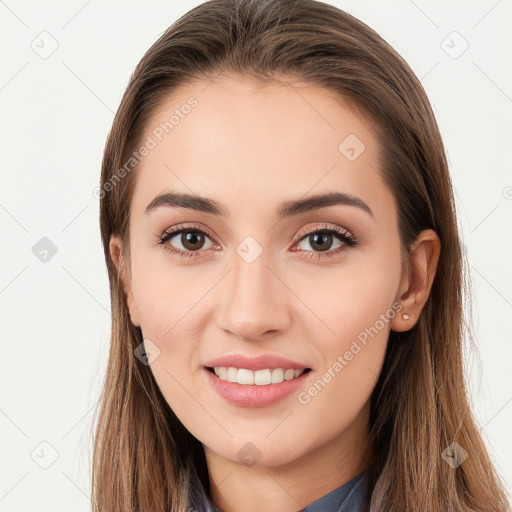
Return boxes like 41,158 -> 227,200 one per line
226,367 -> 238,382
212,367 -> 306,385
238,368 -> 254,385
254,369 -> 271,385
284,369 -> 295,380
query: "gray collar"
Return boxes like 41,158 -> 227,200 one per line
298,472 -> 367,512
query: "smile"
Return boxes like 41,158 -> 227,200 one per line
208,366 -> 310,385
202,366 -> 313,407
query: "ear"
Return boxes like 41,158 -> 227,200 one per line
109,235 -> 141,328
391,229 -> 441,332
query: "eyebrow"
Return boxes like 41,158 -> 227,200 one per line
144,190 -> 374,220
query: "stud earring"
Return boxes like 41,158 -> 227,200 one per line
402,313 -> 410,320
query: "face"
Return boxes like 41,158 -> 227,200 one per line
113,75 -> 407,470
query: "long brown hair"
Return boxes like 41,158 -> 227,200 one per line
93,0 -> 511,510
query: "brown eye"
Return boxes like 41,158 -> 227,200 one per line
158,224 -> 217,258
179,231 -> 207,251
296,231 -> 343,253
292,225 -> 358,260
306,232 -> 335,252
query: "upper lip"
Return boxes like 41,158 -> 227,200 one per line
203,354 -> 311,371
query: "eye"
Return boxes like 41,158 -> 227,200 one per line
157,223 -> 218,259
291,223 -> 358,259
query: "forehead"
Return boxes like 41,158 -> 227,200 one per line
130,75 -> 393,222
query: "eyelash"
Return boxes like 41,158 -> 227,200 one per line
157,222 -> 358,260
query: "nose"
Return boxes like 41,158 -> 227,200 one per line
215,250 -> 292,342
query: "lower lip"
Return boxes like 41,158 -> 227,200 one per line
202,368 -> 312,407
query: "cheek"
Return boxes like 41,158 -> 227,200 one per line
130,245 -> 210,344
292,248 -> 402,407
294,253 -> 401,352
293,267 -> 397,442
130,255 -> 208,411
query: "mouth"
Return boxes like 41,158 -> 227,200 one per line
204,366 -> 312,386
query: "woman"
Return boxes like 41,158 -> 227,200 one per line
92,0 -> 511,510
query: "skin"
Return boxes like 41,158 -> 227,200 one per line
109,74 -> 440,512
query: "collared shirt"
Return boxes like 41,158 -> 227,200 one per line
193,471 -> 368,512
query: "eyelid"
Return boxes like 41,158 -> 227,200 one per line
159,222 -> 354,245
293,222 -> 354,242
159,222 -> 219,243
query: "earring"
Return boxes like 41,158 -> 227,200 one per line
402,313 -> 410,320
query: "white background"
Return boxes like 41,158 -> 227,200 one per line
1,0 -> 511,510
